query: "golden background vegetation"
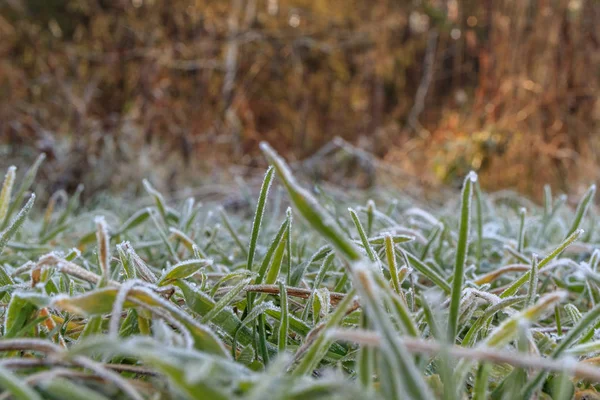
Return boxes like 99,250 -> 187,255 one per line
0,0 -> 598,199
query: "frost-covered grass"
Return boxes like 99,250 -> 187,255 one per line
0,146 -> 599,399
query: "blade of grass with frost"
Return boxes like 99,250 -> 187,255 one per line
0,194 -> 35,255
113,208 -> 150,236
564,304 -> 582,325
366,234 -> 415,245
143,179 -> 169,223
179,197 -> 199,232
289,249 -> 329,288
158,259 -> 212,286
148,208 -> 179,261
95,216 -> 110,287
354,267 -> 433,400
472,363 -> 491,400
385,235 -> 401,294
232,301 -> 276,359
538,194 -> 568,246
0,166 -> 16,226
169,227 -> 198,253
373,272 -> 418,337
292,287 -> 356,376
117,243 -> 137,279
39,377 -> 111,400
402,249 -> 451,293
56,183 -> 83,227
124,243 -> 157,283
517,207 -> 526,253
349,208 -> 377,263
285,208 -> 293,284
301,253 -> 335,321
521,299 -> 600,398
447,171 -> 476,342
202,277 -> 252,324
544,184 -> 552,217
219,207 -> 248,258
0,364 -> 42,400
462,295 -> 526,346
54,286 -> 229,356
260,142 -> 362,262
525,254 -> 539,307
40,190 -> 65,236
251,216 -> 289,307
505,245 -> 530,264
565,184 -> 595,239
262,221 -> 289,287
475,181 -> 483,266
568,340 -> 600,355
1,153 -> 44,230
246,166 -> 274,271
258,312 -> 270,365
501,228 -> 583,298
454,291 -> 565,386
357,312 -> 374,390
4,292 -> 38,337
175,281 -> 257,348
278,281 -> 289,352
366,199 -> 375,236
421,224 -> 441,260
421,292 -> 443,340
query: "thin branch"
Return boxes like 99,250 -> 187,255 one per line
329,329 -> 600,382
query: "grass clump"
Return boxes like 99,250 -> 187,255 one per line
0,146 -> 600,399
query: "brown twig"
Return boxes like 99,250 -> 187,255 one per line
329,329 -> 600,383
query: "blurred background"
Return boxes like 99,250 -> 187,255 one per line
0,0 -> 598,202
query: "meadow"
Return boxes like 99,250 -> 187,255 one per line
0,143 -> 600,399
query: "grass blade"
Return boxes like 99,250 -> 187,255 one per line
447,171 -> 476,342
246,166 -> 275,271
278,281 -> 289,352
0,166 -> 16,226
566,184 -> 596,238
500,228 -> 583,298
1,153 -> 44,230
0,365 -> 42,400
0,194 -> 35,255
260,142 -> 362,262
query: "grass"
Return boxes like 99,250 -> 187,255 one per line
0,144 -> 600,399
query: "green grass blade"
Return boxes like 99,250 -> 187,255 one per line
404,250 -> 451,293
39,377 -> 110,400
0,166 -> 16,226
565,184 -> 595,238
246,166 -> 275,271
292,288 -> 356,376
500,228 -> 583,298
517,207 -> 526,253
0,365 -> 42,400
201,277 -> 252,324
525,254 -> 539,307
474,182 -> 484,267
366,199 -> 375,237
278,281 -> 289,352
0,194 -> 35,255
447,171 -> 477,342
219,207 -> 249,258
349,208 -> 377,263
385,235 -> 401,294
2,153 -> 44,230
356,312 -> 374,389
95,216 -> 111,287
260,142 -> 362,262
